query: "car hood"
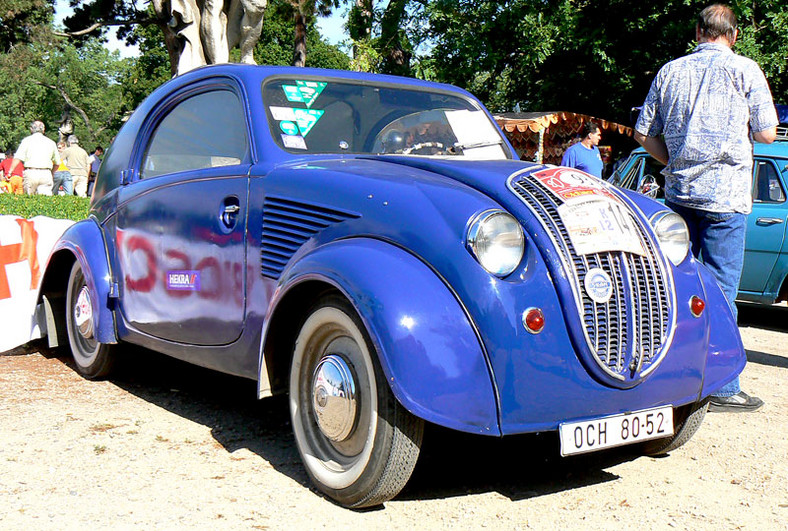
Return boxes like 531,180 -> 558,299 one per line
355,155 -> 539,206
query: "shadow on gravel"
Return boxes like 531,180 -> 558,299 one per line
43,345 -> 639,505
736,303 -> 788,369
399,424 -> 634,502
64,346 -> 313,492
737,302 -> 788,333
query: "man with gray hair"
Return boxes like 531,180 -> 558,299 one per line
6,120 -> 60,195
61,134 -> 90,197
635,3 -> 778,412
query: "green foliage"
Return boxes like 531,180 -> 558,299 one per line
0,38 -> 130,151
118,19 -> 171,110
346,0 -> 428,77
262,0 -> 350,68
0,194 -> 90,221
426,0 -> 788,122
0,0 -> 54,51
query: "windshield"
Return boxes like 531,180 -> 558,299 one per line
262,77 -> 511,160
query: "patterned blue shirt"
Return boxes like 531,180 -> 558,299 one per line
635,43 -> 778,213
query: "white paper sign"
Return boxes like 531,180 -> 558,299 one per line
558,196 -> 644,256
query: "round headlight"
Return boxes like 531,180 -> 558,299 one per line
467,210 -> 524,276
650,211 -> 690,265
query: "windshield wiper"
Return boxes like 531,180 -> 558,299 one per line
448,139 -> 504,154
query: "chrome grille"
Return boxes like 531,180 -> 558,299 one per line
509,172 -> 672,384
261,196 -> 360,278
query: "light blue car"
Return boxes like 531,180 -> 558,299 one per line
609,131 -> 788,305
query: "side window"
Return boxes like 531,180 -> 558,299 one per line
614,156 -> 643,190
752,159 -> 786,203
141,90 -> 248,179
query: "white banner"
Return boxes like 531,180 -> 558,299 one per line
0,215 -> 74,352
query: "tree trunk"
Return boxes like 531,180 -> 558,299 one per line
380,0 -> 410,76
293,10 -> 307,67
352,0 -> 373,60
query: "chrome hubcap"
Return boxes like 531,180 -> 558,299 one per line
74,285 -> 94,339
312,354 -> 357,442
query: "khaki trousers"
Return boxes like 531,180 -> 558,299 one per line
73,173 -> 89,197
23,169 -> 54,196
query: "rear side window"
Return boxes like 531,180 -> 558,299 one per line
752,159 -> 786,203
141,90 -> 248,179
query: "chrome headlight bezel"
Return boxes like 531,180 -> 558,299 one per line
650,210 -> 690,266
466,209 -> 525,277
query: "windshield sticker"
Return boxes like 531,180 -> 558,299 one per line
280,121 -> 299,135
269,106 -> 324,136
558,195 -> 645,256
293,109 -> 323,136
282,81 -> 327,108
282,135 -> 307,150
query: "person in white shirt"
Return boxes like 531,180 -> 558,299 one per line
6,121 -> 61,195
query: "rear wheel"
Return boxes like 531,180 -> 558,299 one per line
641,399 -> 709,455
289,295 -> 423,508
65,261 -> 117,379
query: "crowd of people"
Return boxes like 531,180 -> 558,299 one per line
0,120 -> 103,197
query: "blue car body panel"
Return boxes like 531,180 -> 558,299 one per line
44,64 -> 746,438
273,238 -> 500,435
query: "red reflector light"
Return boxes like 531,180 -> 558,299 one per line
690,296 -> 705,317
523,308 -> 545,333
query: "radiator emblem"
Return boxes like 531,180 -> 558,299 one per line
584,268 -> 613,303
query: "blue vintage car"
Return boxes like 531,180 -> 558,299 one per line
610,135 -> 788,305
37,65 -> 744,507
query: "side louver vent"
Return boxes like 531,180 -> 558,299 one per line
261,196 -> 360,278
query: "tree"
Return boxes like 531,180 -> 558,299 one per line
347,0 -> 428,77
426,0 -> 788,122
273,0 -> 340,66
0,38 -> 128,150
0,0 -> 55,52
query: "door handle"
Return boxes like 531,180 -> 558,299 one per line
221,198 -> 241,229
756,217 -> 784,226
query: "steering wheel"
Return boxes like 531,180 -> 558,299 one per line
398,142 -> 445,155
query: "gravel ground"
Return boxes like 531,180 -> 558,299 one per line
1,302 -> 786,530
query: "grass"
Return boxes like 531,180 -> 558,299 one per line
0,194 -> 90,221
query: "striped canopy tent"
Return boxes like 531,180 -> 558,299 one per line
494,111 -> 634,166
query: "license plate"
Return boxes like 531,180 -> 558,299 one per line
559,406 -> 674,456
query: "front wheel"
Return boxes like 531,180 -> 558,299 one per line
641,399 -> 709,455
65,261 -> 117,379
289,295 -> 424,508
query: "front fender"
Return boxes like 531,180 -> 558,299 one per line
270,238 -> 501,435
699,264 -> 746,396
49,217 -> 118,344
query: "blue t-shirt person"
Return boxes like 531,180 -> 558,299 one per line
561,122 -> 604,178
561,142 -> 604,177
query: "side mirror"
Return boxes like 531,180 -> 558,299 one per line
637,174 -> 661,199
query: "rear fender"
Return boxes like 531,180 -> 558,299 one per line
264,238 -> 501,435
47,218 -> 118,345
